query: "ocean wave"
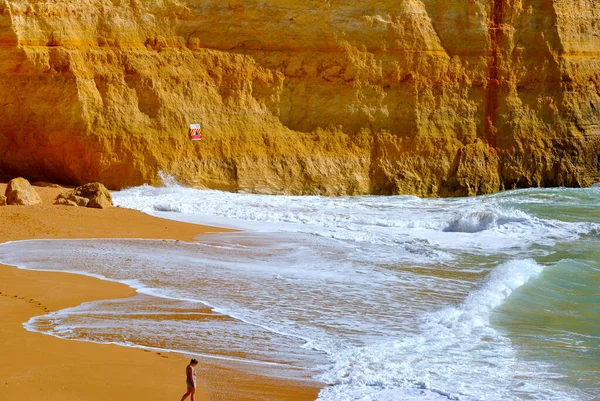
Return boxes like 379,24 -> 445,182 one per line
113,182 -> 598,263
430,259 -> 544,331
442,208 -> 531,233
317,260 -> 558,401
1,231 -> 591,401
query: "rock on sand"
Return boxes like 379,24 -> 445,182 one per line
5,177 -> 42,205
55,182 -> 113,209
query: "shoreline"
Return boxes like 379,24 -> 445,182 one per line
0,183 -> 322,401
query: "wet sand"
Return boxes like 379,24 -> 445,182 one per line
0,183 -> 322,401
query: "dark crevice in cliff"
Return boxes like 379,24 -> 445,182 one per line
485,0 -> 504,148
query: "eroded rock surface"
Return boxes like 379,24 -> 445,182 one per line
0,1 -> 599,196
55,182 -> 112,208
5,177 -> 42,205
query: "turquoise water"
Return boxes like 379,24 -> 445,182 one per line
490,188 -> 600,398
493,240 -> 600,396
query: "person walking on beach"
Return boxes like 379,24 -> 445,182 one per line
180,359 -> 199,401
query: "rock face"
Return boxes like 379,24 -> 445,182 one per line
0,1 -> 599,196
0,195 -> 6,206
5,177 -> 42,205
55,182 -> 113,208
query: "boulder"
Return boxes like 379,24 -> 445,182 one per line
54,195 -> 78,207
54,182 -> 112,208
88,195 -> 112,209
0,195 -> 6,206
68,193 -> 90,207
73,183 -> 112,209
5,177 -> 42,205
54,192 -> 87,207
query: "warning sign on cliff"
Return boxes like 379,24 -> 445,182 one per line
189,124 -> 202,141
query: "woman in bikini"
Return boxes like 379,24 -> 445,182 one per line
180,359 -> 199,401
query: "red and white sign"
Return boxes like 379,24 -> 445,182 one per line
189,124 -> 202,141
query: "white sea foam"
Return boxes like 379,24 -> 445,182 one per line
317,259 -> 550,401
0,240 -> 579,400
114,176 -> 598,259
443,208 -> 530,233
1,178 -> 598,401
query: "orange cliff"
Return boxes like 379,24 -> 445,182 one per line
0,0 -> 599,197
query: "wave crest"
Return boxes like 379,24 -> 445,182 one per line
157,171 -> 181,188
443,208 -> 530,233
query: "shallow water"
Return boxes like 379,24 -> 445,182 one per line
0,181 -> 598,400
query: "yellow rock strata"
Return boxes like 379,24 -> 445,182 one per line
0,0 -> 599,196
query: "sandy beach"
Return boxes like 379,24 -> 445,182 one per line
0,183 -> 322,401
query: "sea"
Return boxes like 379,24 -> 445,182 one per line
0,175 -> 598,401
